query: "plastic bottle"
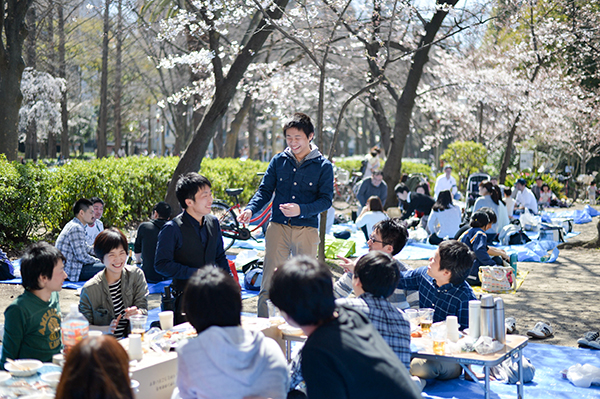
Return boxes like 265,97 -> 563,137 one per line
469,300 -> 481,339
494,297 -> 506,344
62,303 -> 89,354
161,286 -> 175,312
480,294 -> 496,339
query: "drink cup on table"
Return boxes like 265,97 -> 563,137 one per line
418,308 -> 434,333
159,311 -> 174,331
128,334 -> 143,361
403,309 -> 419,330
430,324 -> 447,355
129,314 -> 148,339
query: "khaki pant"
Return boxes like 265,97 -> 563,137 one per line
257,222 -> 319,317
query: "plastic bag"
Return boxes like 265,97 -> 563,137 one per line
234,249 -> 260,270
324,237 -> 356,259
520,208 -> 541,231
567,363 -> 600,388
473,336 -> 505,355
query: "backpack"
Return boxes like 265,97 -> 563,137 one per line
499,224 -> 531,246
242,258 -> 264,291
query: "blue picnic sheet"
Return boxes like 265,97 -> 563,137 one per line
0,257 -> 259,300
422,343 -> 600,399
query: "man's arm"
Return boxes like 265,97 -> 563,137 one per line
69,227 -> 99,264
1,305 -> 24,368
245,158 -> 278,216
298,162 -> 334,218
154,224 -> 196,280
211,220 -> 232,276
333,272 -> 354,298
472,233 -> 496,266
397,267 -> 422,291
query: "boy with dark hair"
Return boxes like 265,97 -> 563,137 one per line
55,198 -> 103,281
1,242 -> 68,367
336,251 -> 411,369
397,240 -> 476,380
334,218 -> 417,309
155,173 -> 230,324
270,256 -> 421,399
175,267 -> 288,399
85,197 -> 105,245
238,112 -> 334,317
134,201 -> 172,283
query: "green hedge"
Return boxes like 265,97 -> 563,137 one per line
504,172 -> 564,199
0,156 -> 268,249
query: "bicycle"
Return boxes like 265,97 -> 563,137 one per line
332,166 -> 361,210
211,184 -> 273,251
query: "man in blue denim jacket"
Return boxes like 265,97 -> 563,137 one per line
238,113 -> 334,317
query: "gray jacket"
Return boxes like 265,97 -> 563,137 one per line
79,266 -> 149,327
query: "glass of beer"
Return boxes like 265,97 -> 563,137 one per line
418,308 -> 434,333
129,314 -> 148,340
430,324 -> 447,355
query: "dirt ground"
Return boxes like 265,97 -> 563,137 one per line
1,203 -> 598,348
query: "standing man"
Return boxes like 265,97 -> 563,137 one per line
55,199 -> 103,281
134,201 -> 171,283
356,170 -> 387,212
514,178 -> 538,214
238,113 -> 333,317
85,197 -> 105,246
434,165 -> 458,200
154,173 -> 231,324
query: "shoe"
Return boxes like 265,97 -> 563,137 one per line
505,317 -> 516,334
526,322 -> 553,339
578,331 -> 600,349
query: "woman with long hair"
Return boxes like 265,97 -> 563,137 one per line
473,181 -> 509,241
355,196 -> 389,241
55,335 -> 133,399
427,190 -> 461,245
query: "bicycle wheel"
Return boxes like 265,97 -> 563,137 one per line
332,185 -> 351,210
211,200 -> 239,251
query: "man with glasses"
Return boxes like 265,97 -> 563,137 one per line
334,218 -> 417,309
356,169 -> 387,214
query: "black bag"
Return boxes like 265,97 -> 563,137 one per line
0,261 -> 15,281
508,230 -> 531,245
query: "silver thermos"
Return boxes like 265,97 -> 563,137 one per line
494,297 -> 506,344
480,294 -> 496,338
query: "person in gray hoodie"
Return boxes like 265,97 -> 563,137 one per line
173,267 -> 288,399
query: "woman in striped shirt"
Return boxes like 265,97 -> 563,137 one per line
79,228 -> 148,338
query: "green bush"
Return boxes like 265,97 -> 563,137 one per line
0,156 -> 270,249
0,155 -> 53,247
200,158 -> 268,204
402,161 -> 434,186
440,141 -> 487,191
334,159 -> 364,174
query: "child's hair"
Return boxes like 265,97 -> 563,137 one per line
541,183 -> 550,192
373,218 -> 409,255
504,187 -> 512,196
183,267 -> 241,334
479,207 -> 497,224
270,256 -> 335,326
21,242 -> 66,291
469,211 -> 490,228
354,251 -> 400,298
367,196 -> 384,212
438,240 -> 475,285
94,228 -> 128,260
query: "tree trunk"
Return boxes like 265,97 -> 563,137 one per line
164,0 -> 290,213
46,1 -> 57,158
113,0 -> 123,152
96,0 -> 110,158
24,5 -> 36,160
247,103 -> 257,160
224,93 -> 252,158
498,112 -> 520,184
383,1 -> 458,207
57,0 -> 68,158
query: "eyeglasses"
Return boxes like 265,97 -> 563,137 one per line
368,235 -> 389,245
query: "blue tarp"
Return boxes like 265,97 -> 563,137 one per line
422,343 -> 600,399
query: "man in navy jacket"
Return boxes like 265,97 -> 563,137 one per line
238,113 -> 333,317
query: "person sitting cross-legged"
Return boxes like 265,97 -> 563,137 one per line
173,267 -> 289,399
398,240 -> 477,380
270,256 -> 422,399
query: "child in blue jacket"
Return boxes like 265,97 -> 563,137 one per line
460,210 -> 501,286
